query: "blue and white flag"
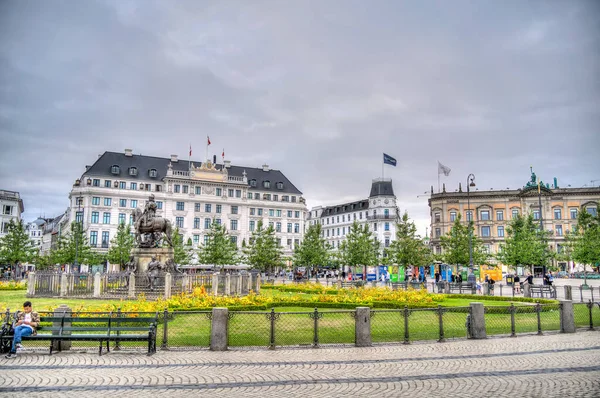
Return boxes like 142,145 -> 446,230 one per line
383,153 -> 397,167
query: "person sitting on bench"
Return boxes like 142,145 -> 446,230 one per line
5,301 -> 40,359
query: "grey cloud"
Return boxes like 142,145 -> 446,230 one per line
1,0 -> 599,234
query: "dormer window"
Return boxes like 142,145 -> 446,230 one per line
263,180 -> 270,189
276,182 -> 284,190
129,167 -> 138,176
250,179 -> 257,187
111,165 -> 120,175
148,169 -> 157,178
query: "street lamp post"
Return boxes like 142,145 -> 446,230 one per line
73,197 -> 83,273
467,174 -> 476,271
537,184 -> 547,284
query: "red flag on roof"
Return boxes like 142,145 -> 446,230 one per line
207,136 -> 211,146
222,149 -> 225,158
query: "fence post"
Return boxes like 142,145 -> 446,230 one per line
354,307 -> 372,347
210,308 -> 229,351
267,308 -> 278,350
128,273 -> 136,298
498,283 -> 503,297
403,305 -> 410,344
212,272 -> 219,297
510,303 -> 516,337
564,285 -> 572,301
247,274 -> 252,293
164,273 -> 172,299
255,274 -> 261,294
60,273 -> 68,297
482,283 -> 489,296
93,272 -> 101,298
535,303 -> 542,335
27,272 -> 36,296
225,273 -> 231,296
437,305 -> 445,342
579,286 -> 584,303
587,300 -> 594,330
114,307 -> 122,350
523,284 -> 531,298
311,308 -> 322,348
468,303 -> 487,339
444,282 -> 450,294
237,274 -> 242,296
182,274 -> 189,293
337,279 -> 342,289
559,300 -> 575,333
161,308 -> 168,349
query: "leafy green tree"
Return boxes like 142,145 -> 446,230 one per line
497,214 -> 552,272
0,220 -> 36,276
440,214 -> 487,267
197,222 -> 238,268
385,212 -> 433,273
52,222 -> 95,266
244,221 -> 283,273
569,206 -> 600,279
107,222 -> 135,270
293,223 -> 331,274
339,222 -> 379,274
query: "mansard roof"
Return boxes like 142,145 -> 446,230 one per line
319,199 -> 370,217
82,151 -> 302,195
370,180 -> 394,197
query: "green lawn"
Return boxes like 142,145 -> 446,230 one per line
3,290 -> 599,349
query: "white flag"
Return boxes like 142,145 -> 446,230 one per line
438,161 -> 451,176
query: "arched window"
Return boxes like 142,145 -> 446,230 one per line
250,179 -> 257,187
129,167 -> 138,176
276,182 -> 284,190
263,180 -> 270,189
149,169 -> 157,178
110,165 -> 120,174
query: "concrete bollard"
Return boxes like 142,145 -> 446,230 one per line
53,304 -> 72,352
468,302 -> 487,339
93,272 -> 101,298
210,308 -> 229,351
212,272 -> 219,296
164,273 -> 172,298
27,272 -> 36,296
523,284 -> 531,298
128,273 -> 136,298
559,300 -> 576,333
60,273 -> 68,297
564,285 -> 572,301
354,307 -> 372,347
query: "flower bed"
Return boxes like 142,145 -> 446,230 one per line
0,280 -> 27,291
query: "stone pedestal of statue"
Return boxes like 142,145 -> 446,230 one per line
132,247 -> 174,273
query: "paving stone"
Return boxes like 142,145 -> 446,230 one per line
0,331 -> 599,397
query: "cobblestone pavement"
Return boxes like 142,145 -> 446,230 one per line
1,331 -> 599,397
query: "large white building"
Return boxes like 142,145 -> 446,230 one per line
0,189 -> 24,237
68,149 -> 307,260
307,178 -> 400,257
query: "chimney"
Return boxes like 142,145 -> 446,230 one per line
124,148 -> 133,157
224,160 -> 231,168
170,154 -> 178,162
262,164 -> 270,172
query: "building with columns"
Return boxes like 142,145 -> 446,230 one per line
0,189 -> 24,237
308,178 -> 399,257
428,174 -> 600,274
67,149 -> 307,264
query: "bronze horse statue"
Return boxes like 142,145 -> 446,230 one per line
132,208 -> 173,247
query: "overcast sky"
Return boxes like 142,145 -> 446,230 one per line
1,0 -> 599,236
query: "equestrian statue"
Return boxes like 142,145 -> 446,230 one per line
133,194 -> 173,248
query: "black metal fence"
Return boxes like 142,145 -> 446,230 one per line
4,302 -> 600,353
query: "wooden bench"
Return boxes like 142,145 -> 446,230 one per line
448,283 -> 477,294
529,285 -> 557,299
1,311 -> 158,356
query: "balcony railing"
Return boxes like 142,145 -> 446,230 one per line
367,214 -> 396,221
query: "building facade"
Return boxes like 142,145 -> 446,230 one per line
26,218 -> 47,250
428,176 -> 600,273
68,150 -> 307,260
0,189 -> 24,237
308,178 -> 399,256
